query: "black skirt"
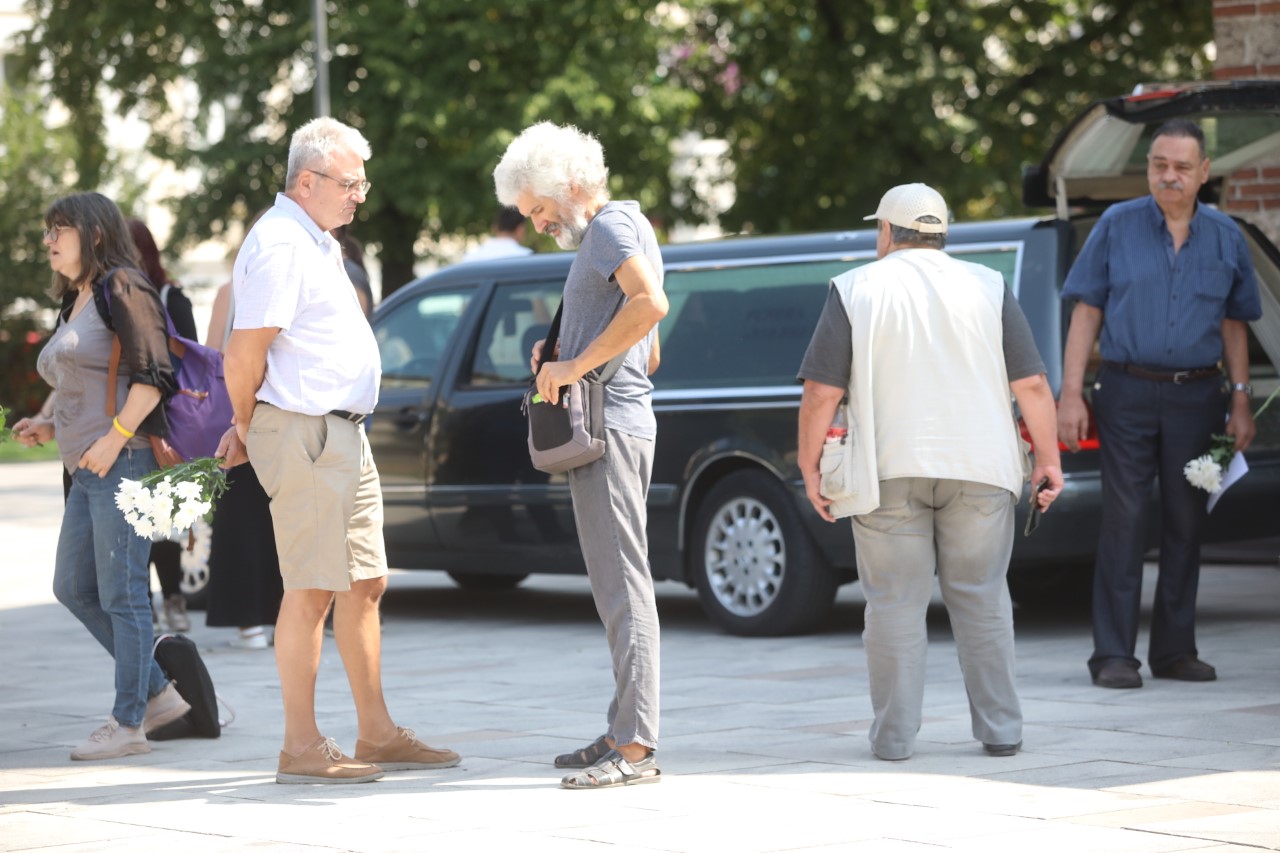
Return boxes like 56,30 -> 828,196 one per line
205,462 -> 284,628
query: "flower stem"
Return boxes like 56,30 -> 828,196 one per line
1255,383 -> 1280,421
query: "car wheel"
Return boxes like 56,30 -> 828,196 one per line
178,519 -> 212,610
1007,562 -> 1093,610
447,572 -> 529,591
691,470 -> 838,637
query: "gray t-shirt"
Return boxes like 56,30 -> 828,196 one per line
558,200 -> 664,439
798,282 -> 1045,389
37,303 -> 147,475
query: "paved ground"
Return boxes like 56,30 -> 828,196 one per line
1,459 -> 1278,852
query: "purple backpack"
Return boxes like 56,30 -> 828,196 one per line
101,269 -> 235,467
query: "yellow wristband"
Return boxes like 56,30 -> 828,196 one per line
112,417 -> 136,439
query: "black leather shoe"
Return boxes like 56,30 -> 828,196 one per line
1151,656 -> 1216,682
983,741 -> 1021,757
1092,661 -> 1142,689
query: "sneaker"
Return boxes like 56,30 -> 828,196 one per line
70,717 -> 151,760
276,736 -> 384,784
230,626 -> 269,650
142,683 -> 191,735
354,727 -> 461,771
163,595 -> 191,632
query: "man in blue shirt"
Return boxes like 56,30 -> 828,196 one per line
1058,119 -> 1262,689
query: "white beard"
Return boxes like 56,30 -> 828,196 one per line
553,204 -> 592,249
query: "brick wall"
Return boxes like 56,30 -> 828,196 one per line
1214,0 -> 1280,243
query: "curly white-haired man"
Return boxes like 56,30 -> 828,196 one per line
495,122 -> 668,789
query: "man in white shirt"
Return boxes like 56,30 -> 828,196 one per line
797,183 -> 1063,761
459,206 -> 534,263
218,117 -> 459,784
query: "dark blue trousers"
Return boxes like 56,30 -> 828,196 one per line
1088,365 -> 1229,675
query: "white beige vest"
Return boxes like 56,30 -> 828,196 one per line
829,248 -> 1027,517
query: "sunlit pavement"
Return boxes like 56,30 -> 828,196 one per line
2,459 -> 1278,852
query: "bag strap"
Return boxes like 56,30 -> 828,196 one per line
536,293 -> 629,384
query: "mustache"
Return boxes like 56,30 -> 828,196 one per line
1157,180 -> 1184,191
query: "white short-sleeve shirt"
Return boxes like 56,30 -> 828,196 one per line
232,193 -> 381,415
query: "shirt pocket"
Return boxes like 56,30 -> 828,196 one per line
1192,261 -> 1233,302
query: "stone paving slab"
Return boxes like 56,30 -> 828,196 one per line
2,460 -> 1278,852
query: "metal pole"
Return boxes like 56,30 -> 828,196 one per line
312,0 -> 331,117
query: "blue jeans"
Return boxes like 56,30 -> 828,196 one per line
53,448 -> 168,729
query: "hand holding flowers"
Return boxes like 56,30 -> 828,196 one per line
1184,384 -> 1278,495
115,456 -> 229,540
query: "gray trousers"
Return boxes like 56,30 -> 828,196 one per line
852,477 -> 1021,760
568,428 -> 660,750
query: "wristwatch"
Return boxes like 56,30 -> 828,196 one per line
1231,382 -> 1253,395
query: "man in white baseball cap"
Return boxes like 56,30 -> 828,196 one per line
797,182 -> 1063,761
862,182 -> 950,234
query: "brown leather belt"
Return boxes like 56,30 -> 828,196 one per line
1102,361 -> 1220,384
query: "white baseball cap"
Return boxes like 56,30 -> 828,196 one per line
863,183 -> 949,234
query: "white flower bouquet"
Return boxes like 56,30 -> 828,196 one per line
1183,435 -> 1233,493
1184,384 -> 1278,495
115,457 -> 229,540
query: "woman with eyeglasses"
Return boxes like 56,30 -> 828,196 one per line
11,193 -> 191,760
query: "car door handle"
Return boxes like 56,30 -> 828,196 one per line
391,408 -> 427,429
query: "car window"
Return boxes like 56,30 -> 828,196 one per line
655,259 -> 854,390
375,289 -> 473,388
1122,114 -> 1280,174
950,246 -> 1023,295
654,247 -> 1025,392
463,282 -> 563,386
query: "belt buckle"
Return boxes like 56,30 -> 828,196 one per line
1172,370 -> 1191,384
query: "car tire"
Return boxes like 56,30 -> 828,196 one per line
447,572 -> 529,591
691,470 -> 838,637
1007,562 -> 1093,610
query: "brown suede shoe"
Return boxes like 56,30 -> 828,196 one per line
276,736 -> 384,784
354,726 -> 461,771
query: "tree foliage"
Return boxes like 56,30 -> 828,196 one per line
668,0 -> 1214,232
17,0 -> 697,296
15,0 -> 1215,298
0,88 -> 78,318
0,88 -> 80,413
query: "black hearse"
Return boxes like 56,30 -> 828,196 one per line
367,81 -> 1280,635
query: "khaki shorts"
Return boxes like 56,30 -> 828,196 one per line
246,403 -> 388,591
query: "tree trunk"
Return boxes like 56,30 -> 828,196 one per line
373,207 -> 423,302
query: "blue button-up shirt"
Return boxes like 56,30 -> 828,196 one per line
1062,196 -> 1261,370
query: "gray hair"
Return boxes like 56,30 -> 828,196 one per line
286,118 -> 372,189
493,122 -> 610,207
889,223 -> 947,249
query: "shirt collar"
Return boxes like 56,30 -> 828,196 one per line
274,192 -> 334,247
1144,193 -> 1202,238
